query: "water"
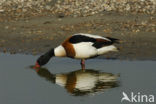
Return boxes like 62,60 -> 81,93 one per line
0,53 -> 156,104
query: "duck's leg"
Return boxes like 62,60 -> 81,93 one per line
80,59 -> 85,70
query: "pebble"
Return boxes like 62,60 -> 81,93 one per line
0,0 -> 155,17
0,9 -> 4,12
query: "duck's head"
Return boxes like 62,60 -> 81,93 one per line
35,48 -> 54,68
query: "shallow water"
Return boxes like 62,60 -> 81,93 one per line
0,53 -> 156,104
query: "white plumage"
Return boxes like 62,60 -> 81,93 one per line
73,42 -> 97,59
74,33 -> 110,41
97,45 -> 118,55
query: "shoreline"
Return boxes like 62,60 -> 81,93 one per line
0,12 -> 156,60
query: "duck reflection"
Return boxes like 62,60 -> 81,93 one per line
33,67 -> 119,96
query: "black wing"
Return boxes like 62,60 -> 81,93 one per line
93,37 -> 119,49
69,35 -> 96,43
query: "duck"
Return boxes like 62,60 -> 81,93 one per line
35,33 -> 119,69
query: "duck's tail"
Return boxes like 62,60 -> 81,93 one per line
106,37 -> 120,44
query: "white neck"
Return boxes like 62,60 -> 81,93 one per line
54,45 -> 66,57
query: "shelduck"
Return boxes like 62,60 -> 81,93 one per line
35,33 -> 119,69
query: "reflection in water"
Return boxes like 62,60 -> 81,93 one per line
31,67 -> 119,96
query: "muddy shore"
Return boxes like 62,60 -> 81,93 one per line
0,11 -> 156,60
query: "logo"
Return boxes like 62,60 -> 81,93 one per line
121,92 -> 155,103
